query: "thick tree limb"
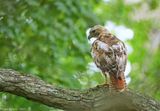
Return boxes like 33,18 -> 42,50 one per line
0,69 -> 160,111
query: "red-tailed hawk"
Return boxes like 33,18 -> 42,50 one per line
87,25 -> 127,92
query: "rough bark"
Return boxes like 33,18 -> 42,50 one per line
0,69 -> 160,111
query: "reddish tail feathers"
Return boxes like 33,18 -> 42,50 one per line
110,73 -> 126,91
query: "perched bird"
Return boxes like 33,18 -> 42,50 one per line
87,25 -> 127,92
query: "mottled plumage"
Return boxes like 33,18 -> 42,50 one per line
88,25 -> 127,91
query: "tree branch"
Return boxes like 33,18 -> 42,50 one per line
0,69 -> 160,111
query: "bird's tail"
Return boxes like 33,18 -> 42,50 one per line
110,73 -> 126,92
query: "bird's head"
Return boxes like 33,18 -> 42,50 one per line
87,25 -> 108,40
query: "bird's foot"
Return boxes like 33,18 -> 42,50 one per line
96,83 -> 109,88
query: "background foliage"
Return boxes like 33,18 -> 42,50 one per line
0,0 -> 160,110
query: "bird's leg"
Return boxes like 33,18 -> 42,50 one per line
96,72 -> 109,88
105,72 -> 110,86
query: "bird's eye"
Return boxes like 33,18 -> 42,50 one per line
92,30 -> 96,33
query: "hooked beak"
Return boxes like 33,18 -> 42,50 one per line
86,28 -> 91,40
88,35 -> 92,40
